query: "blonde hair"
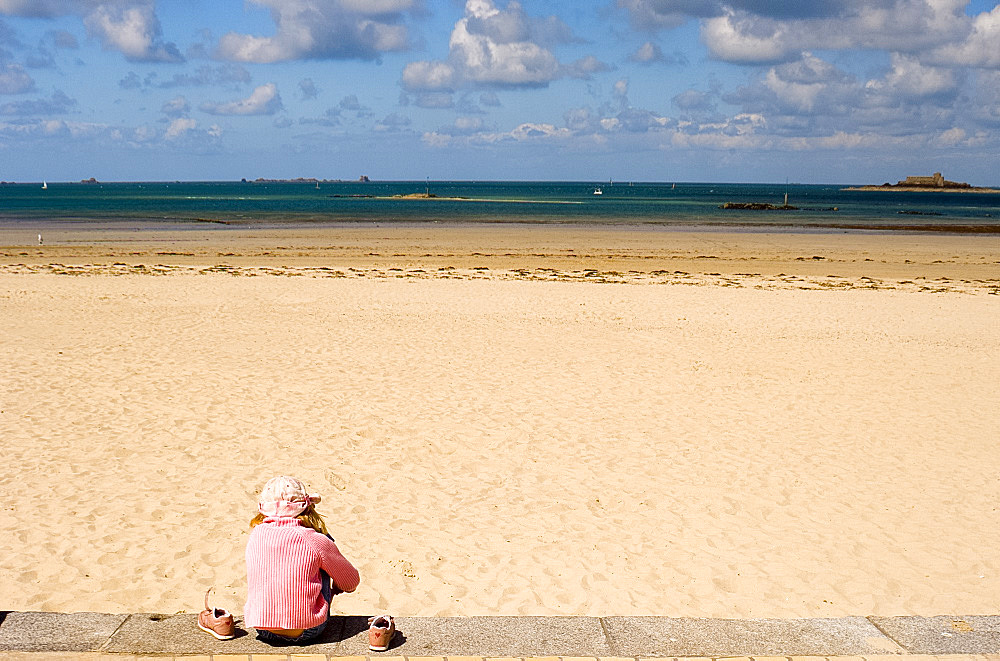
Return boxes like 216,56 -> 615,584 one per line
250,502 -> 329,535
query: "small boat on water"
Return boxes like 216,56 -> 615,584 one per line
41,181 -> 47,189
593,187 -> 603,195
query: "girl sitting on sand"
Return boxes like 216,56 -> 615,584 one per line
245,475 -> 360,645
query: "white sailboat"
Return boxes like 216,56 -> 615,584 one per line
41,181 -> 48,189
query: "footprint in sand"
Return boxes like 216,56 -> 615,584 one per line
327,471 -> 347,491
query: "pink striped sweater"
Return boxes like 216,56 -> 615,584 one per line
244,517 -> 360,629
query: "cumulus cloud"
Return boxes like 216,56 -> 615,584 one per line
929,4 -> 1000,68
200,83 -> 283,116
84,3 -> 182,62
423,120 -> 571,147
565,55 -> 612,79
0,88 -> 75,115
718,50 -> 982,141
164,117 -> 196,139
672,89 -> 715,112
161,95 -> 189,119
0,0 -> 182,62
626,41 -> 688,65
435,116 -> 486,136
403,60 -> 459,92
402,0 -> 576,93
215,0 -> 416,63
723,53 -> 862,121
0,62 -> 34,94
619,0 -> 972,64
867,52 -> 961,100
375,112 -> 411,131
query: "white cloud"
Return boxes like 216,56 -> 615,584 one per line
164,117 -> 196,139
215,0 -> 415,63
565,55 -> 612,80
936,126 -> 966,146
161,96 -> 189,119
867,53 -> 960,100
929,4 -> 1000,68
724,53 -> 860,118
617,0 -> 689,30
374,112 -> 412,131
701,12 -> 792,63
84,3 -> 182,62
672,89 -> 715,112
509,122 -> 570,140
434,116 -> 486,136
200,83 -> 283,116
0,89 -> 75,115
402,61 -> 458,92
0,1 -> 179,62
0,63 -> 34,94
0,0 -> 182,62
628,42 -> 662,63
423,119 -> 572,147
402,0 -> 568,92
620,0 -> 972,65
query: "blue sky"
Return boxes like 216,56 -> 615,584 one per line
1,0 -> 998,183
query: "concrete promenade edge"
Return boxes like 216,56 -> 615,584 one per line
0,614 -> 999,659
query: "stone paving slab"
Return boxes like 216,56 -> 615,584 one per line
0,612 -> 128,652
333,617 -> 613,657
602,617 -> 905,657
0,652 -> 1000,661
868,616 -> 1000,655
98,615 -> 611,657
2,613 -> 1000,657
98,613 -> 363,655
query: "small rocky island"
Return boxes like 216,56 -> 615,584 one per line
719,201 -> 798,210
845,172 -> 1000,193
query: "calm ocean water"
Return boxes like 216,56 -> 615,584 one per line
2,180 -> 999,233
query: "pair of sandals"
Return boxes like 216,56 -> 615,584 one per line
199,587 -> 396,651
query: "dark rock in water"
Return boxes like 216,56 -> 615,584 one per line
720,202 -> 799,210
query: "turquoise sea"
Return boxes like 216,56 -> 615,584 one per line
1,180 -> 998,233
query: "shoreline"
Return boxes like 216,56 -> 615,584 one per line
2,225 -> 998,282
3,215 -> 999,234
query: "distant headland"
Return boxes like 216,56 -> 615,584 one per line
845,172 -> 1000,193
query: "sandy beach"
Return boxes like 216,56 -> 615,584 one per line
1,226 -> 998,619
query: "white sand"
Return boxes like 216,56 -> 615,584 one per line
1,229 -> 998,618
1,269 -> 998,619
